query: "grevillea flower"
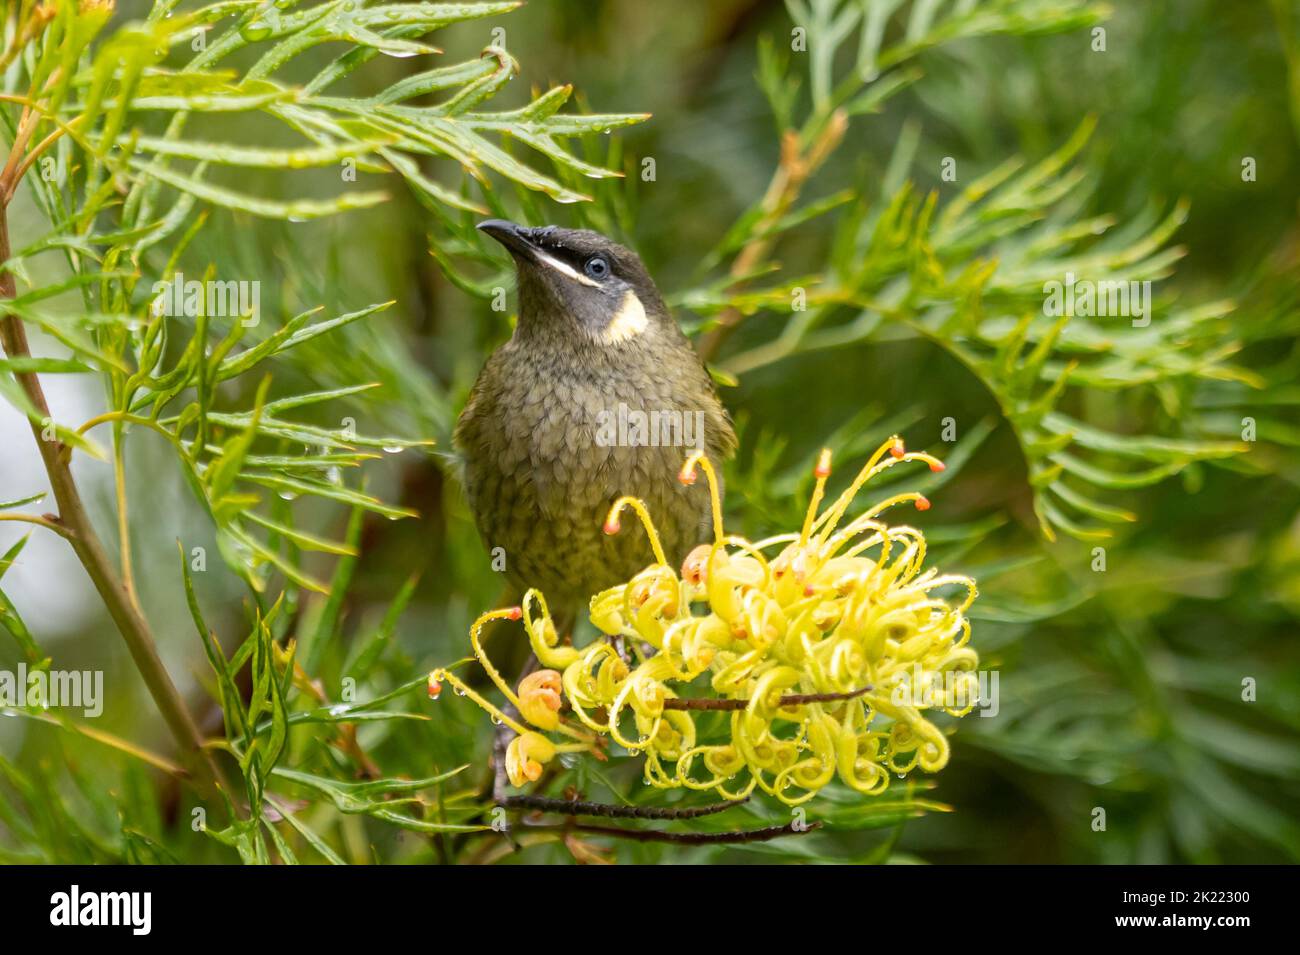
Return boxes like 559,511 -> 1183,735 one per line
431,435 -> 979,807
517,670 -> 564,730
505,732 -> 556,786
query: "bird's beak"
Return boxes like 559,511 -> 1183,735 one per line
477,219 -> 537,260
477,219 -> 599,290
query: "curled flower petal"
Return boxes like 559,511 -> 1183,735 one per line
518,670 -> 564,730
505,732 -> 556,787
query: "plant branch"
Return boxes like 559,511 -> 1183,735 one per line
5,123 -> 66,205
500,793 -> 748,820
0,512 -> 74,540
0,201 -> 232,806
663,684 -> 873,711
525,820 -> 822,845
696,110 -> 848,363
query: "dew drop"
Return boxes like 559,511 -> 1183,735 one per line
239,22 -> 273,42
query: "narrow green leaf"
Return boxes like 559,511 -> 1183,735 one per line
129,159 -> 389,219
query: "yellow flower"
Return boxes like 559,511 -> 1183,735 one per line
517,670 -> 563,730
440,434 -> 979,808
505,732 -> 556,787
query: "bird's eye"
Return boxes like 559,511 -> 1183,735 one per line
584,255 -> 610,280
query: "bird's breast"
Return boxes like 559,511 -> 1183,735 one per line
456,348 -> 717,604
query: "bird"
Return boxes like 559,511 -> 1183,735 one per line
455,220 -> 736,615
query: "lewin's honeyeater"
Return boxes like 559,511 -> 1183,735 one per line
456,221 -> 736,612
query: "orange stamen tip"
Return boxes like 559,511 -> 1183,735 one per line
914,496 -> 931,512
603,518 -> 621,535
889,440 -> 905,459
814,448 -> 832,478
678,470 -> 697,486
426,676 -> 442,698
803,584 -> 815,597
506,606 -> 523,621
929,460 -> 946,472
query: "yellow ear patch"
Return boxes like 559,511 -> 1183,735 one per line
600,290 -> 648,343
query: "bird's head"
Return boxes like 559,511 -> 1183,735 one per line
477,220 -> 668,346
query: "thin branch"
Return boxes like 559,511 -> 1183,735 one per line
500,793 -> 748,820
525,820 -> 822,845
696,109 -> 849,363
0,72 -> 61,202
0,202 -> 233,805
112,425 -> 143,616
663,684 -> 873,711
491,699 -> 520,804
5,123 -> 65,204
0,512 -> 74,541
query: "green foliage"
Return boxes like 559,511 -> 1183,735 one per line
0,0 -> 637,863
1,0 -> 643,590
1,0 -> 1296,864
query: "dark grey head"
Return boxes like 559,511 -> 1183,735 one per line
477,220 -> 668,345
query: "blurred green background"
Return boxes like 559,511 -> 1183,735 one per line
2,0 -> 1298,864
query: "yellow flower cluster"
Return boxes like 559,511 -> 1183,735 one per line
430,436 -> 979,806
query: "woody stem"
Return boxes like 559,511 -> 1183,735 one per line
0,200 -> 232,805
524,820 -> 821,845
662,684 -> 873,711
